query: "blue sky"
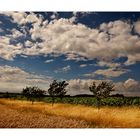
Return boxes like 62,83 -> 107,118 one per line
0,12 -> 140,96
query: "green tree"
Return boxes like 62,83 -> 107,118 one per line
22,86 -> 45,104
89,81 -> 115,110
48,80 -> 69,106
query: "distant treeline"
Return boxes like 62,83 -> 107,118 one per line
0,92 -> 125,98
1,92 -> 140,107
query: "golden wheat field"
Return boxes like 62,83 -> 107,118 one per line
0,98 -> 140,128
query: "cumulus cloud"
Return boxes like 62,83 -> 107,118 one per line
97,61 -> 121,68
2,12 -> 43,25
25,40 -> 34,47
10,28 -> 24,39
0,36 -> 23,60
100,20 -> 132,35
124,78 -> 140,92
0,65 -> 52,92
124,54 -> 140,66
64,53 -> 88,61
94,68 -> 129,78
115,78 -> 140,96
68,79 -> 113,95
27,18 -> 140,66
1,12 -> 140,67
134,20 -> 140,34
1,12 -> 27,25
84,67 -> 129,78
68,79 -> 97,91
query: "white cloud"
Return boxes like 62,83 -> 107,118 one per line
80,64 -> 87,68
134,20 -> 140,34
69,16 -> 77,23
124,78 -> 140,91
45,59 -> 54,63
68,79 -> 94,91
62,65 -> 71,72
83,73 -> 95,78
70,12 -> 91,23
29,17 -> 47,40
28,18 -> 140,66
115,78 -> 140,95
124,54 -> 140,65
100,20 -> 132,35
0,65 -> 52,92
1,12 -> 140,67
54,65 -> 71,73
2,12 -> 43,25
69,79 -> 114,91
94,68 -> 128,78
2,12 -> 27,25
0,36 -> 23,60
64,53 -> 88,61
10,28 -> 24,38
25,40 -> 34,47
84,68 -> 129,78
50,12 -> 59,19
97,61 -> 121,68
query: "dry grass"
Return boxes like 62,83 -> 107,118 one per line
0,98 -> 140,128
0,99 -> 91,128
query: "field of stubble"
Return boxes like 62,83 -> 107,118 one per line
0,98 -> 140,128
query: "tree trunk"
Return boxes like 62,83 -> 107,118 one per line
31,98 -> 34,105
60,96 -> 63,103
97,98 -> 101,110
52,97 -> 54,106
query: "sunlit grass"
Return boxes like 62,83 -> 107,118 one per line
0,98 -> 140,128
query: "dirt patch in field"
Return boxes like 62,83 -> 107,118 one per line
0,102 -> 92,128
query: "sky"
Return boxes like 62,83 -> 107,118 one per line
0,12 -> 140,96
